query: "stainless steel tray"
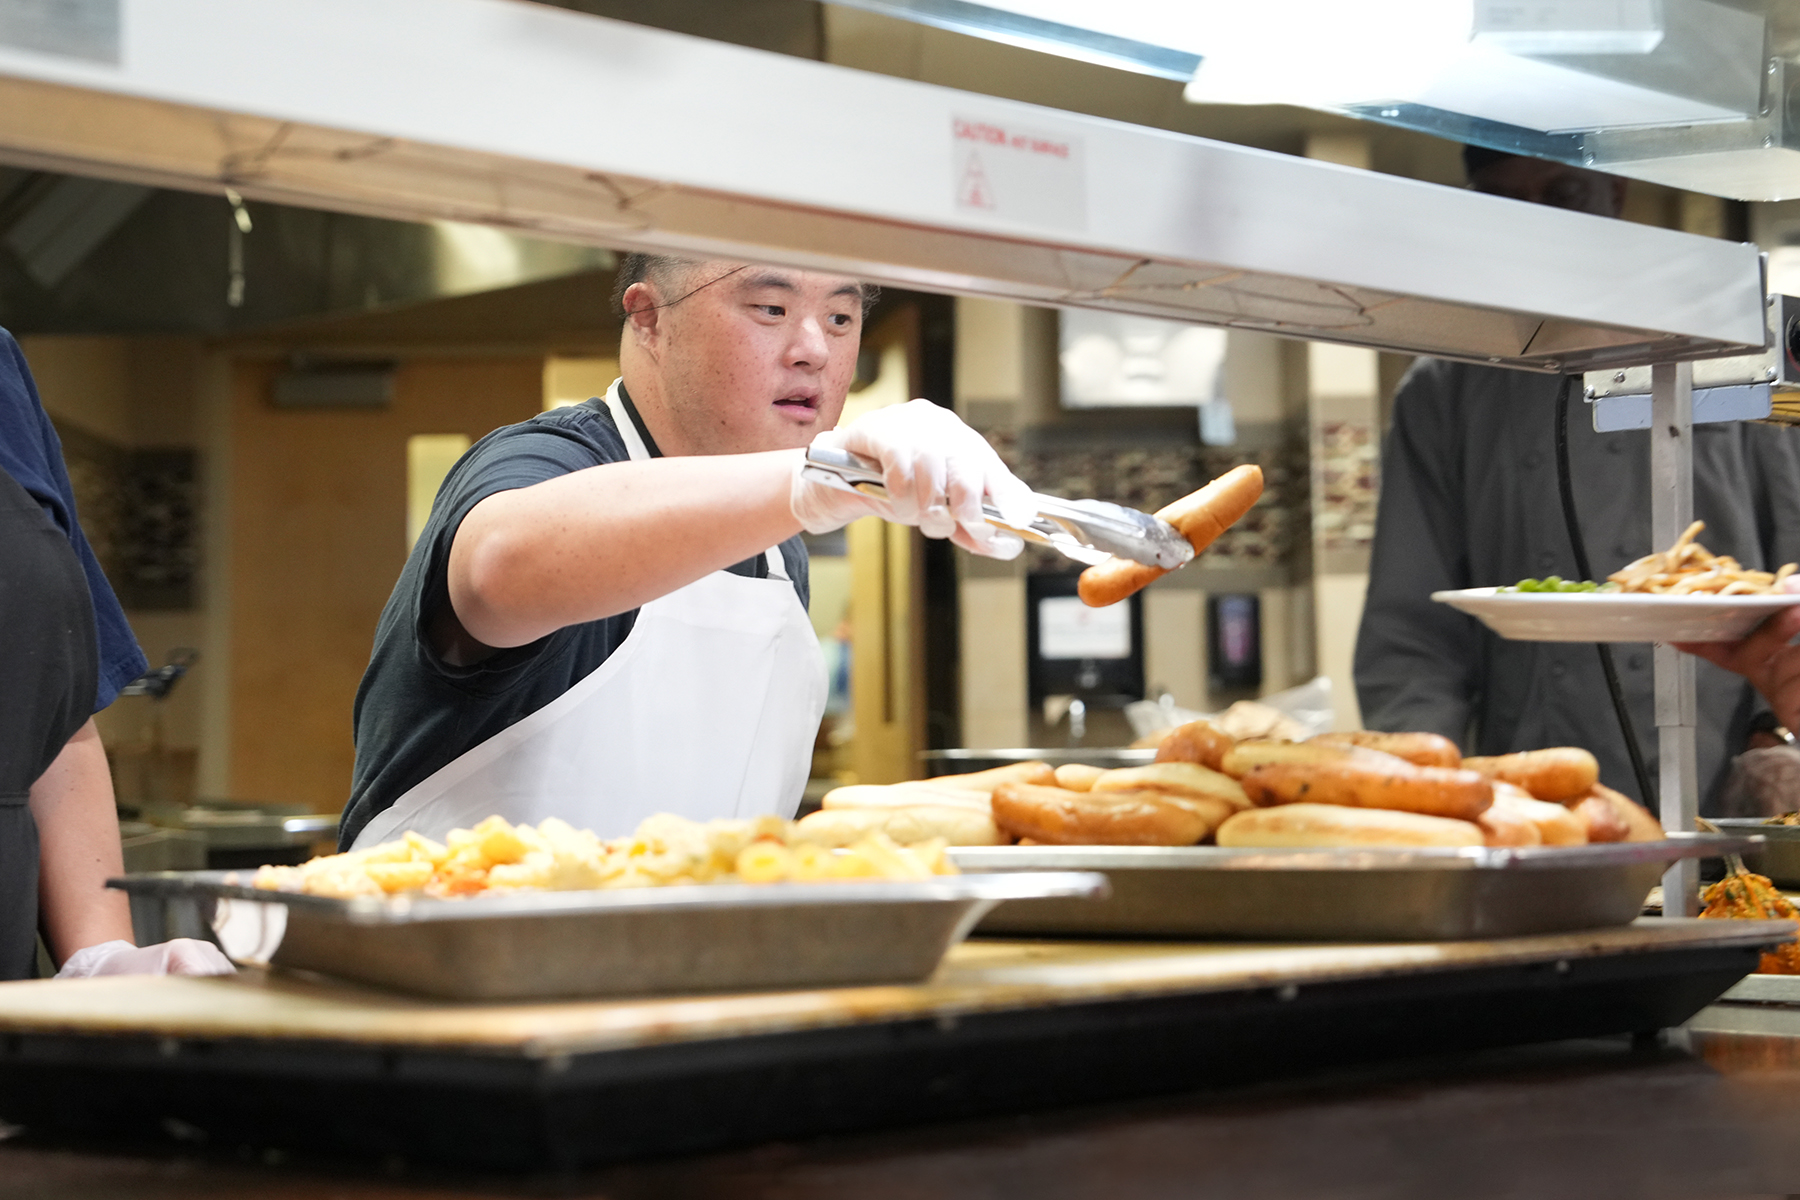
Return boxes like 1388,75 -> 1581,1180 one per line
108,870 -> 1107,1000
1709,819 -> 1800,887
922,748 -> 1157,773
947,834 -> 1758,941
1718,973 -> 1800,1005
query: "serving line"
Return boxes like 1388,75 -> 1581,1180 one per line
0,920 -> 1784,1168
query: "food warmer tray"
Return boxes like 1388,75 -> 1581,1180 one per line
108,870 -> 1107,1001
1708,819 -> 1800,887
948,834 -> 1755,940
922,747 -> 1158,773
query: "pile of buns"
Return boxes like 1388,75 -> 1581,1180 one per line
808,723 -> 1664,850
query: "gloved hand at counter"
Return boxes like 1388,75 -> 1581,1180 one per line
55,938 -> 235,979
790,398 -> 1036,559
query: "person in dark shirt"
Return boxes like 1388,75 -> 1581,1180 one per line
1354,150 -> 1800,809
341,257 -> 1035,848
0,329 -> 230,979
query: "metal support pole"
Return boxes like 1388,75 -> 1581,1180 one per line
1650,361 -> 1699,916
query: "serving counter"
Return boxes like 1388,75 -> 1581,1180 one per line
0,920 -> 1785,1175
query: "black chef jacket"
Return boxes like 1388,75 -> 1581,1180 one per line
1355,359 -> 1800,809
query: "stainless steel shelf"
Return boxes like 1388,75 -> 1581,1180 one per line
0,0 -> 1766,369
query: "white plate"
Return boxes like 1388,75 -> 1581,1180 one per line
1431,586 -> 1800,643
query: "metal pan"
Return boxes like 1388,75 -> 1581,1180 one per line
948,834 -> 1757,941
922,748 -> 1158,774
1707,819 -> 1800,887
108,870 -> 1107,1001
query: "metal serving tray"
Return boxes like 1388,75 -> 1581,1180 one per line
108,870 -> 1107,1001
922,748 -> 1158,774
1709,819 -> 1800,887
947,835 -> 1756,941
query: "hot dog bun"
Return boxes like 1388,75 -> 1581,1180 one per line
1239,759 -> 1493,821
992,782 -> 1214,846
1090,762 -> 1251,811
1311,731 -> 1461,770
1218,739 -> 1382,779
1153,718 -> 1236,772
1052,763 -> 1107,792
924,761 -> 1055,794
795,805 -> 1004,847
1217,804 -> 1485,849
1460,748 -> 1598,802
1490,783 -> 1586,845
821,782 -> 991,813
1077,465 -> 1263,607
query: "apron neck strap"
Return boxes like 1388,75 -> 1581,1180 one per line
602,380 -> 652,463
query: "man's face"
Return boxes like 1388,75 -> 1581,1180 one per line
629,263 -> 863,456
1469,157 -> 1626,218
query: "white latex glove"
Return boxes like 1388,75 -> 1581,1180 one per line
791,398 -> 1036,559
55,938 -> 236,979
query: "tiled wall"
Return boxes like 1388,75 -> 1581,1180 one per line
978,424 -> 1312,576
53,420 -> 199,611
1313,418 -> 1379,556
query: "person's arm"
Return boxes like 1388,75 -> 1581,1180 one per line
28,718 -> 132,965
449,398 -> 1035,654
1681,425 -> 1800,737
450,449 -> 805,651
1352,363 -> 1480,740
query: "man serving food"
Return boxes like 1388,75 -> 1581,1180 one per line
339,257 -> 1037,849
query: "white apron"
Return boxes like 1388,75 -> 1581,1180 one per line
354,383 -> 827,847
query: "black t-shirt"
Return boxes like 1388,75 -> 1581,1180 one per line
339,393 -> 809,849
0,328 -> 146,712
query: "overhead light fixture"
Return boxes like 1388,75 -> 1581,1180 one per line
827,0 -> 1201,81
1470,0 -> 1664,56
1181,0 -> 1756,133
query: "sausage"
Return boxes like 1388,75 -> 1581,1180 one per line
1153,718 -> 1236,772
1218,739 -> 1391,780
1569,795 -> 1630,844
1311,731 -> 1461,770
1577,783 -> 1663,842
1476,796 -> 1543,847
992,782 -> 1215,846
1596,783 -> 1663,842
1077,465 -> 1264,607
1239,760 -> 1493,822
1460,748 -> 1598,802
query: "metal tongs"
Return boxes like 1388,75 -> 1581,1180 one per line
803,446 -> 1194,570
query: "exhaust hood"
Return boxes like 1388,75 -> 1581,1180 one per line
0,0 -> 1767,370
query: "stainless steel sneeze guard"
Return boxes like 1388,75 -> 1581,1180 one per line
0,0 -> 1766,371
108,870 -> 1108,1000
947,834 -> 1754,940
